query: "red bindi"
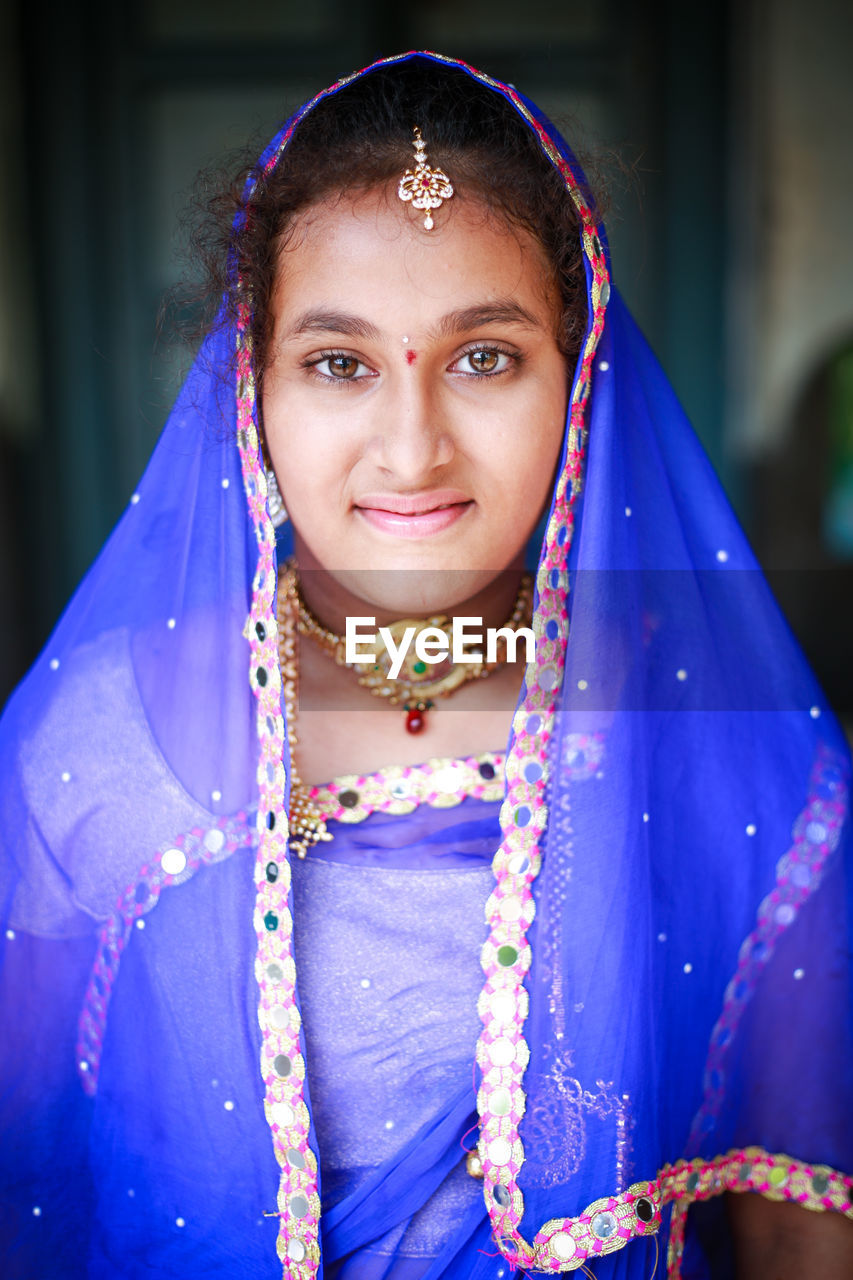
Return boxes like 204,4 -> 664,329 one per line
405,349 -> 417,365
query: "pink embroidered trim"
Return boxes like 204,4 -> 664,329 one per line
664,1148 -> 853,1279
561,730 -> 605,781
310,733 -> 603,826
686,745 -> 848,1152
516,1147 -> 853,1273
464,73 -> 609,1269
310,752 -> 504,823
533,1182 -> 661,1271
666,1197 -> 687,1278
75,814 -> 250,1096
236,318 -> 321,1275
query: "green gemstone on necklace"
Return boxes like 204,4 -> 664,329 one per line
497,945 -> 518,967
413,660 -> 426,674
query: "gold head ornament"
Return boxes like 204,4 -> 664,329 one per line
397,127 -> 454,230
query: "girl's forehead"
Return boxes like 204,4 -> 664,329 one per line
271,187 -> 560,334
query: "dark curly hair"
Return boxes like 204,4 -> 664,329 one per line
174,59 -> 598,390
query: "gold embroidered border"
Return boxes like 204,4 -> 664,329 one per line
310,752 -> 505,824
664,1148 -> 853,1279
237,327 -> 320,1275
513,1148 -> 853,1274
454,55 -> 610,1268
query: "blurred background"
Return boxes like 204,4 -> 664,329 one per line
1,0 -> 852,714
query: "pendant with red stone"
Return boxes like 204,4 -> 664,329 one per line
404,700 -> 433,734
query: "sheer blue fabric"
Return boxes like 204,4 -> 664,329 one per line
1,50 -> 851,1280
293,798 -> 500,1277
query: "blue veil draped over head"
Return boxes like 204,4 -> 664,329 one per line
1,50 -> 851,1280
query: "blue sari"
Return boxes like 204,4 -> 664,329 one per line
1,51 -> 851,1279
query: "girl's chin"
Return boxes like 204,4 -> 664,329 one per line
293,522 -> 524,616
345,569 -> 494,618
343,524 -> 493,574
318,564 -> 508,619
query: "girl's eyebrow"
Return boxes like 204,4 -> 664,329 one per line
284,298 -> 542,343
436,300 -> 543,336
287,310 -> 381,341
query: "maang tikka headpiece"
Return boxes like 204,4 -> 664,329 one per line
397,127 -> 454,230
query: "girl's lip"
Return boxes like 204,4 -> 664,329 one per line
355,500 -> 473,539
355,489 -> 471,515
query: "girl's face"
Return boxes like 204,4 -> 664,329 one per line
263,186 -> 570,615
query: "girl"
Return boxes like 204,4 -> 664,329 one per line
1,50 -> 851,1280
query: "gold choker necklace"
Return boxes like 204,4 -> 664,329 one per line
275,561 -> 532,857
291,565 -> 533,734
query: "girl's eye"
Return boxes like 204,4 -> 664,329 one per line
315,354 -> 364,380
453,348 -> 514,376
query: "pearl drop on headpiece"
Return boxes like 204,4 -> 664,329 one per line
397,127 -> 454,230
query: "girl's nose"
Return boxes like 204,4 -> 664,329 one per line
371,374 -> 455,483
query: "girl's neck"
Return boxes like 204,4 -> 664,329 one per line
292,535 -> 526,637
